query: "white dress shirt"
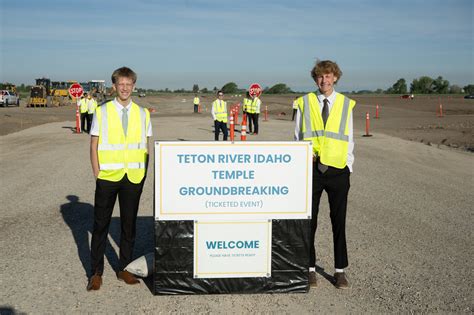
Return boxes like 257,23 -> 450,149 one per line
294,90 -> 354,172
90,98 -> 153,137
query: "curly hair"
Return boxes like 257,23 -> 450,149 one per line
310,60 -> 343,83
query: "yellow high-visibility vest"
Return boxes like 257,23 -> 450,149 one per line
88,99 -> 98,114
243,98 -> 252,112
95,101 -> 150,183
248,97 -> 261,114
212,99 -> 228,123
193,97 -> 200,105
80,98 -> 89,113
297,92 -> 355,169
292,100 -> 298,109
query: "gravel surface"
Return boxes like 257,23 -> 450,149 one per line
0,99 -> 473,313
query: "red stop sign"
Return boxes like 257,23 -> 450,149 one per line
69,83 -> 84,98
248,83 -> 262,98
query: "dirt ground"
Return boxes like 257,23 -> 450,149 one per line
1,94 -> 473,152
1,94 -> 473,313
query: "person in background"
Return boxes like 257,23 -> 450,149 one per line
292,96 -> 298,121
211,90 -> 228,141
249,94 -> 261,135
294,60 -> 355,290
87,66 -> 153,291
80,93 -> 89,133
193,94 -> 200,113
87,94 -> 98,132
242,92 -> 252,130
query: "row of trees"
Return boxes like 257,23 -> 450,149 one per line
387,77 -> 473,95
9,78 -> 474,96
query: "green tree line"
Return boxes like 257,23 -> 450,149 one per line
387,76 -> 473,94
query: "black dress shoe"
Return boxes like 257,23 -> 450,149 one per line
334,272 -> 349,289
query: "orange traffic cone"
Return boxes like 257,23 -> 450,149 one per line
241,114 -> 247,141
229,111 -> 235,141
362,112 -> 373,137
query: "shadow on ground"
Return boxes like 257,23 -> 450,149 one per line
60,195 -> 154,290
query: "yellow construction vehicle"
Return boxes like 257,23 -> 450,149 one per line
28,78 -> 51,107
51,81 -> 74,106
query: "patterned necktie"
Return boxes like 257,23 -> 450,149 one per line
322,98 -> 329,127
122,108 -> 128,136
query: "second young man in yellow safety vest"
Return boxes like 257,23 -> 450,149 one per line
87,67 -> 152,291
294,60 -> 355,290
211,90 -> 228,141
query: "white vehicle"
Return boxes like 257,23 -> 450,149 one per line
0,90 -> 20,107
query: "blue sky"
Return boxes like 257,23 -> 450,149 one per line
1,0 -> 472,92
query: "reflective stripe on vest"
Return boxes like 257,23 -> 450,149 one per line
97,101 -> 149,183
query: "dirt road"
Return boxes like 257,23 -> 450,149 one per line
0,98 -> 473,313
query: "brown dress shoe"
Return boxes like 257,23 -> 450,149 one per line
309,271 -> 318,288
117,270 -> 140,285
334,272 -> 349,289
87,274 -> 102,291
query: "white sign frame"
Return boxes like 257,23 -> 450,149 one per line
154,141 -> 312,221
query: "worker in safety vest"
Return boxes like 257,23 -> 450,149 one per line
294,60 -> 355,290
211,90 -> 228,141
292,96 -> 298,121
87,67 -> 152,291
248,94 -> 261,135
87,94 -> 98,132
242,92 -> 252,130
80,93 -> 89,133
193,94 -> 200,113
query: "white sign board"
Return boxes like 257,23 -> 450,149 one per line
194,220 -> 272,278
154,141 -> 312,220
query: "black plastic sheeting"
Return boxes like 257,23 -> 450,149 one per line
154,220 -> 311,295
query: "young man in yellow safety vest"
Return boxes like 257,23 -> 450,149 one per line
193,94 -> 200,113
211,90 -> 228,141
80,93 -> 89,133
294,60 -> 355,290
87,67 -> 152,291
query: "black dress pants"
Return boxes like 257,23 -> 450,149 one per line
252,113 -> 259,134
81,113 -> 88,133
87,114 -> 93,132
90,174 -> 144,275
214,120 -> 228,141
247,112 -> 253,133
309,162 -> 350,269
